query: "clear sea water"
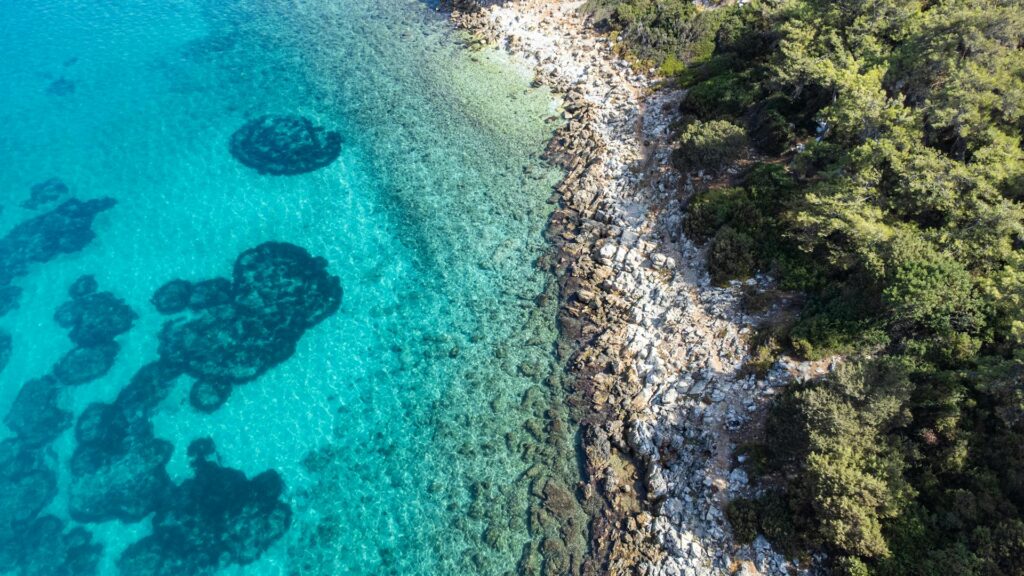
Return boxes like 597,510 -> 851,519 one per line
0,0 -> 583,574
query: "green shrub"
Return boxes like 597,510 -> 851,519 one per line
834,556 -> 871,576
755,491 -> 805,557
680,73 -> 756,120
708,225 -> 756,283
726,499 -> 760,544
684,186 -> 747,242
672,119 -> 747,174
749,107 -> 795,154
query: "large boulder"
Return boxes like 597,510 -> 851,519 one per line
189,379 -> 232,413
113,362 -> 182,420
229,115 -> 341,175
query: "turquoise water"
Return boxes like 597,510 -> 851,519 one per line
0,1 -> 586,574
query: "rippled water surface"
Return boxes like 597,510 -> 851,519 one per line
0,1 -> 584,574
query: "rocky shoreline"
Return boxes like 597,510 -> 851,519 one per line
447,2 -> 813,575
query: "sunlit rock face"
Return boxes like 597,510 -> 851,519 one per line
229,115 -> 342,175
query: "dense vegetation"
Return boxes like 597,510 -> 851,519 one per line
586,0 -> 1024,574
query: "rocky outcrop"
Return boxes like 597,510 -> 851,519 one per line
452,2 -> 804,575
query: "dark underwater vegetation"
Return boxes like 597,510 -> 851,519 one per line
0,198 -> 115,317
229,115 -> 342,176
1,241 -> 340,574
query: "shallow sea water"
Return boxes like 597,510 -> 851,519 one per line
0,1 -> 582,574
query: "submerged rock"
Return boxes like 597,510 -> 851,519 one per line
159,242 -> 341,385
53,342 -> 120,385
187,277 -> 232,310
67,274 -> 98,298
68,419 -> 173,523
117,438 -> 292,575
0,331 -> 10,375
18,516 -> 101,576
0,197 -> 116,286
151,279 -> 191,314
4,376 -> 72,447
189,379 -> 232,413
0,286 -> 20,317
67,362 -> 181,524
0,440 -> 58,554
232,242 -> 341,327
47,77 -> 75,96
54,290 -> 137,347
229,115 -> 341,175
22,178 -> 70,210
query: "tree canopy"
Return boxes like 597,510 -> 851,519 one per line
593,0 -> 1024,572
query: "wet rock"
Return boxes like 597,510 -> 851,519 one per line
54,290 -> 137,346
52,342 -> 119,385
47,77 -> 75,96
0,285 -> 20,317
187,277 -> 232,310
22,178 -> 70,210
18,516 -> 101,576
0,440 -> 58,552
159,242 -> 341,385
151,279 -> 191,314
189,379 -> 232,413
67,274 -> 97,298
117,439 -> 292,575
0,197 -> 116,286
229,115 -> 342,175
4,376 -> 71,447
